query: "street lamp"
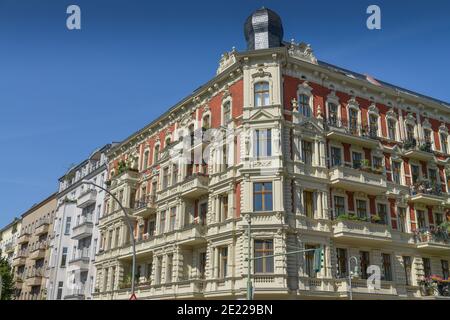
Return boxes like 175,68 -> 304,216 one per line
347,256 -> 360,300
81,180 -> 137,299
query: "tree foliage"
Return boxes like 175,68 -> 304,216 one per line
0,256 -> 14,300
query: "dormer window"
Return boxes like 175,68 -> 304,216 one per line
298,94 -> 311,118
254,82 -> 270,107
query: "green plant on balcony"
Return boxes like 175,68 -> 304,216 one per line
439,221 -> 450,233
419,142 -> 432,153
403,138 -> 417,150
336,214 -> 368,223
370,215 -> 382,224
118,275 -> 132,290
372,165 -> 384,174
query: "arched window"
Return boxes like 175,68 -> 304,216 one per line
254,82 -> 270,107
165,137 -> 171,148
298,94 -> 311,118
223,102 -> 231,124
153,145 -> 160,165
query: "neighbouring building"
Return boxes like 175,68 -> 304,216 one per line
91,8 -> 450,300
12,193 -> 57,300
0,218 -> 21,264
47,144 -> 114,300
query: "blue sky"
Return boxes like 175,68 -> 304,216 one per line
0,0 -> 449,227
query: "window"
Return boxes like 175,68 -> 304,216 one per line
155,256 -> 162,285
441,133 -> 449,154
330,147 -> 342,167
381,254 -> 392,281
373,156 -> 383,171
406,124 -> 415,142
369,114 -> 378,137
377,203 -> 388,225
302,140 -> 313,165
424,129 -> 432,144
172,163 -> 178,185
393,161 -> 401,184
219,247 -> 228,278
115,228 -> 120,247
169,207 -> 176,232
299,94 -> 311,118
64,217 -> 71,235
254,82 -> 270,107
200,202 -> 208,226
253,182 -> 273,212
143,151 -> 149,170
411,165 -> 420,184
417,210 -> 426,229
199,252 -> 206,279
305,245 -> 319,278
398,207 -> 407,233
356,200 -> 367,220
429,169 -> 438,185
56,281 -> 64,300
442,260 -> 449,279
303,191 -> 314,219
61,247 -> 68,267
349,108 -> 358,135
220,195 -> 229,222
360,251 -> 370,280
352,152 -> 362,169
147,220 -> 156,236
254,240 -> 274,274
166,254 -> 173,283
223,102 -> 231,124
334,196 -> 345,217
435,213 -> 444,226
159,211 -> 166,234
388,119 -> 397,140
328,103 -> 338,126
403,256 -> 412,285
336,248 -> 348,278
153,145 -> 160,164
423,258 -> 431,278
254,129 -> 272,158
162,167 -> 169,189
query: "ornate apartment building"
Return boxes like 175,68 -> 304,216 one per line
0,218 -> 21,264
93,8 -> 450,300
47,145 -> 112,300
12,193 -> 57,300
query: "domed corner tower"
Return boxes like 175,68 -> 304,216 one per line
244,7 -> 284,51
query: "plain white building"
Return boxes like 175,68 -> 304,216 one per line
47,144 -> 114,300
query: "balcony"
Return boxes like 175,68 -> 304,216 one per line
415,228 -> 450,254
68,249 -> 91,271
409,182 -> 447,206
12,250 -> 28,267
77,189 -> 97,208
26,268 -> 44,286
133,195 -> 157,218
35,219 -> 50,236
180,174 -> 209,199
403,139 -> 434,161
17,232 -> 31,244
29,242 -> 47,260
72,218 -> 94,240
329,166 -> 387,194
325,120 -> 379,148
333,219 -> 392,245
64,285 -> 86,300
4,242 -> 15,253
178,223 -> 207,246
335,279 -> 398,298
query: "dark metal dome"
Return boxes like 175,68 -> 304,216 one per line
244,7 -> 284,50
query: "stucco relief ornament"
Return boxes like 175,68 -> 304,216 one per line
245,128 -> 251,156
287,39 -> 318,65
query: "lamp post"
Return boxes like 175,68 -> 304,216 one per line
347,256 -> 359,300
81,180 -> 137,299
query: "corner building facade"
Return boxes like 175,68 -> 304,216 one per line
93,9 -> 450,300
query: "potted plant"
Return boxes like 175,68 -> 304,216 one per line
371,215 -> 381,224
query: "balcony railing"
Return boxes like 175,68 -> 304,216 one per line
411,180 -> 443,197
325,119 -> 379,140
415,227 -> 450,245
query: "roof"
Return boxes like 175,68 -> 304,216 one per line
21,192 -> 58,219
